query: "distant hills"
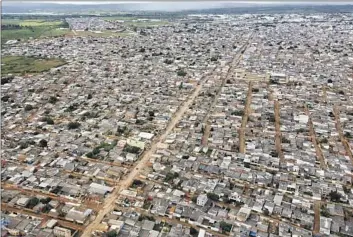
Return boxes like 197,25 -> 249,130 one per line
2,2 -> 353,14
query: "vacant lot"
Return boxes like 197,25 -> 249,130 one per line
2,56 -> 66,75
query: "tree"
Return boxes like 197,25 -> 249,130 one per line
320,137 -> 328,143
132,179 -> 144,187
40,197 -> 52,204
321,207 -> 331,217
281,136 -> 290,143
263,208 -> 270,216
27,197 -> 39,208
41,117 -> 54,125
329,191 -> 342,202
231,110 -> 244,116
124,145 -> 141,154
191,196 -> 197,203
179,82 -> 183,90
345,132 -> 352,139
207,193 -> 219,201
190,227 -> 198,236
38,139 -> 48,148
49,96 -> 58,104
220,221 -> 232,233
24,104 -> 34,111
177,70 -> 187,77
106,230 -> 117,237
164,172 -> 179,182
164,59 -> 173,64
67,122 -> 81,130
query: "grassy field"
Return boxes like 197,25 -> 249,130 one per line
124,21 -> 170,27
2,19 -> 64,26
101,16 -> 138,21
101,16 -> 170,27
1,19 -> 69,42
67,30 -> 135,38
1,56 -> 66,75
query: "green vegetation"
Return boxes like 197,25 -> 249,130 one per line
207,192 -> 219,201
86,141 -> 117,159
49,96 -> 58,104
111,19 -> 170,27
106,230 -> 118,237
177,69 -> 187,77
67,122 -> 81,130
321,206 -> 331,217
123,144 -> 141,154
303,191 -> 313,196
24,104 -> 34,111
2,56 -> 66,76
68,30 -> 134,38
231,110 -> 244,116
131,179 -> 144,188
164,172 -> 179,182
38,139 -> 48,148
319,137 -> 329,143
282,136 -> 291,143
27,197 -> 40,209
329,191 -> 342,202
2,19 -> 69,42
101,16 -> 138,21
190,227 -> 198,236
220,221 -> 232,233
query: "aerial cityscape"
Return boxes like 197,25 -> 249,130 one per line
1,1 -> 353,237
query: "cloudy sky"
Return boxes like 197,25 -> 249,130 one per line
3,1 -> 351,12
6,1 -> 352,4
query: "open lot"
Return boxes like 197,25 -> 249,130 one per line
1,56 -> 66,75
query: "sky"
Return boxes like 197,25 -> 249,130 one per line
5,1 -> 352,4
2,1 -> 352,13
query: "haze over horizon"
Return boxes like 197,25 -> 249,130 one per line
2,0 -> 353,13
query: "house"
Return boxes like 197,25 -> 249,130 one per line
237,207 -> 251,222
89,182 -> 114,196
197,194 -> 208,207
53,226 -> 71,237
320,217 -> 332,235
16,197 -> 30,207
65,208 -> 92,224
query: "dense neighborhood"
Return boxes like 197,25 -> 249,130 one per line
1,10 -> 353,237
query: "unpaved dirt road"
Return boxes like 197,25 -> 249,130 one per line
81,36 -> 254,237
81,81 -> 203,237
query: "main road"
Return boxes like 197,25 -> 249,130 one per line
81,36 -> 253,236
81,71 -> 207,237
